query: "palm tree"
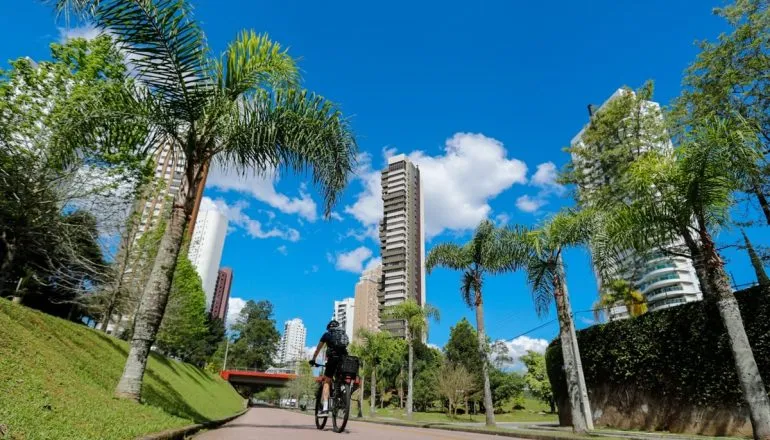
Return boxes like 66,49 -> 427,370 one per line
426,220 -> 509,427
52,0 -> 357,401
498,210 -> 595,433
592,119 -> 770,439
383,300 -> 439,419
593,279 -> 648,321
356,329 -> 391,416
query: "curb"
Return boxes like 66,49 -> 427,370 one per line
281,408 -> 607,440
135,408 -> 248,440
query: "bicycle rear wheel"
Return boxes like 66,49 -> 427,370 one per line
332,381 -> 353,433
314,384 -> 327,430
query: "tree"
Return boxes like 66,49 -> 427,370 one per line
426,220 -> 510,426
444,318 -> 481,376
498,211 -> 595,433
674,0 -> 770,224
226,300 -> 281,370
412,343 -> 443,412
154,252 -> 208,362
287,361 -> 316,409
742,229 -> 770,289
356,330 -> 401,415
591,119 -> 770,439
520,351 -> 555,413
51,0 -> 357,401
383,300 -> 439,419
489,368 -> 524,413
0,35 -> 148,315
436,363 -> 475,417
592,279 -> 648,321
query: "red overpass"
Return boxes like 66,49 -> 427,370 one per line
220,369 -> 297,387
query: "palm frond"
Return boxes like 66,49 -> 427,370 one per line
425,242 -> 471,273
94,0 -> 211,122
460,271 -> 479,308
46,0 -> 99,21
525,257 -> 555,317
217,31 -> 298,100
219,88 -> 356,217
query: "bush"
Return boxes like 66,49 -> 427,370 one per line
546,287 -> 770,409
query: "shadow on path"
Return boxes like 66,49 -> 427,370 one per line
220,424 -> 319,431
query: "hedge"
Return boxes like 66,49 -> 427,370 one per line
545,287 -> 770,409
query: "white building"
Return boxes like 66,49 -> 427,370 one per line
379,154 -> 426,337
571,88 -> 703,320
277,318 -> 307,367
333,298 -> 356,341
188,199 -> 228,310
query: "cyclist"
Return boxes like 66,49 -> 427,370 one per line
309,319 -> 349,416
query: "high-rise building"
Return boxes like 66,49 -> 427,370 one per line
571,88 -> 703,320
188,201 -> 228,310
134,142 -> 186,241
378,154 -> 426,336
211,267 -> 233,320
353,264 -> 382,342
333,298 -> 356,341
277,318 -> 307,367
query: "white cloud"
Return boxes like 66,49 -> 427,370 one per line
494,336 -> 549,370
515,162 -> 566,213
226,297 -> 247,329
345,133 -> 528,239
516,195 -> 547,213
345,226 -> 379,243
330,212 -> 344,221
206,164 -> 318,221
277,245 -> 288,255
494,213 -> 510,226
202,197 -> 300,241
364,257 -> 382,272
335,246 -> 374,273
304,265 -> 320,275
58,25 -> 102,43
305,346 -> 317,360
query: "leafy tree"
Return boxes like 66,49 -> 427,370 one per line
591,119 -> 770,438
427,220 -> 511,426
521,350 -> 555,413
155,252 -> 208,362
226,300 -> 281,370
0,35 -> 148,314
412,343 -> 443,412
444,318 -> 482,383
592,279 -> 648,321
356,329 -> 406,413
286,361 -> 316,409
383,300 -> 439,419
51,0 -> 357,401
674,0 -> 770,224
489,368 -> 525,413
498,210 -> 595,433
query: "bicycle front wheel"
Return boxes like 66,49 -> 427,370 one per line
332,381 -> 353,433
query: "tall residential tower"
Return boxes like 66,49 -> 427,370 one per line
378,154 -> 426,336
211,267 -> 233,320
353,264 -> 382,341
277,318 -> 307,368
571,88 -> 702,320
188,201 -> 228,310
333,298 -> 356,341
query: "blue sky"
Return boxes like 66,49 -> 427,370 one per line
3,0 -> 768,356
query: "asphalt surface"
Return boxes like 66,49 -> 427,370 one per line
194,407 -> 526,439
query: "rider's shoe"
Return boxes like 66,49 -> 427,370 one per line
317,409 -> 329,417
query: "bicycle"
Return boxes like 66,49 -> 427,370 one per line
311,356 -> 360,433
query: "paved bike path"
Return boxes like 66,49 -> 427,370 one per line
194,407 -> 527,439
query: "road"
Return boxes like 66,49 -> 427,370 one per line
194,407 -> 526,439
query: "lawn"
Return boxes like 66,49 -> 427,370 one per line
0,300 -> 245,440
358,396 -> 558,424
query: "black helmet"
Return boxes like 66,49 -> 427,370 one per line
327,320 -> 340,330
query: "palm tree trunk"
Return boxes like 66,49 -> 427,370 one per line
407,339 -> 414,419
742,230 -> 770,289
370,368 -> 376,416
701,230 -> 770,440
114,184 -> 193,400
473,288 -> 496,427
553,269 -> 589,434
751,180 -> 770,226
559,257 -> 593,430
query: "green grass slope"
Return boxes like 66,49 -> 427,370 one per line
0,300 -> 244,440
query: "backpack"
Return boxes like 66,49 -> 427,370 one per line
327,327 -> 349,352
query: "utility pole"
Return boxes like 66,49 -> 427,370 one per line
222,334 -> 231,371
